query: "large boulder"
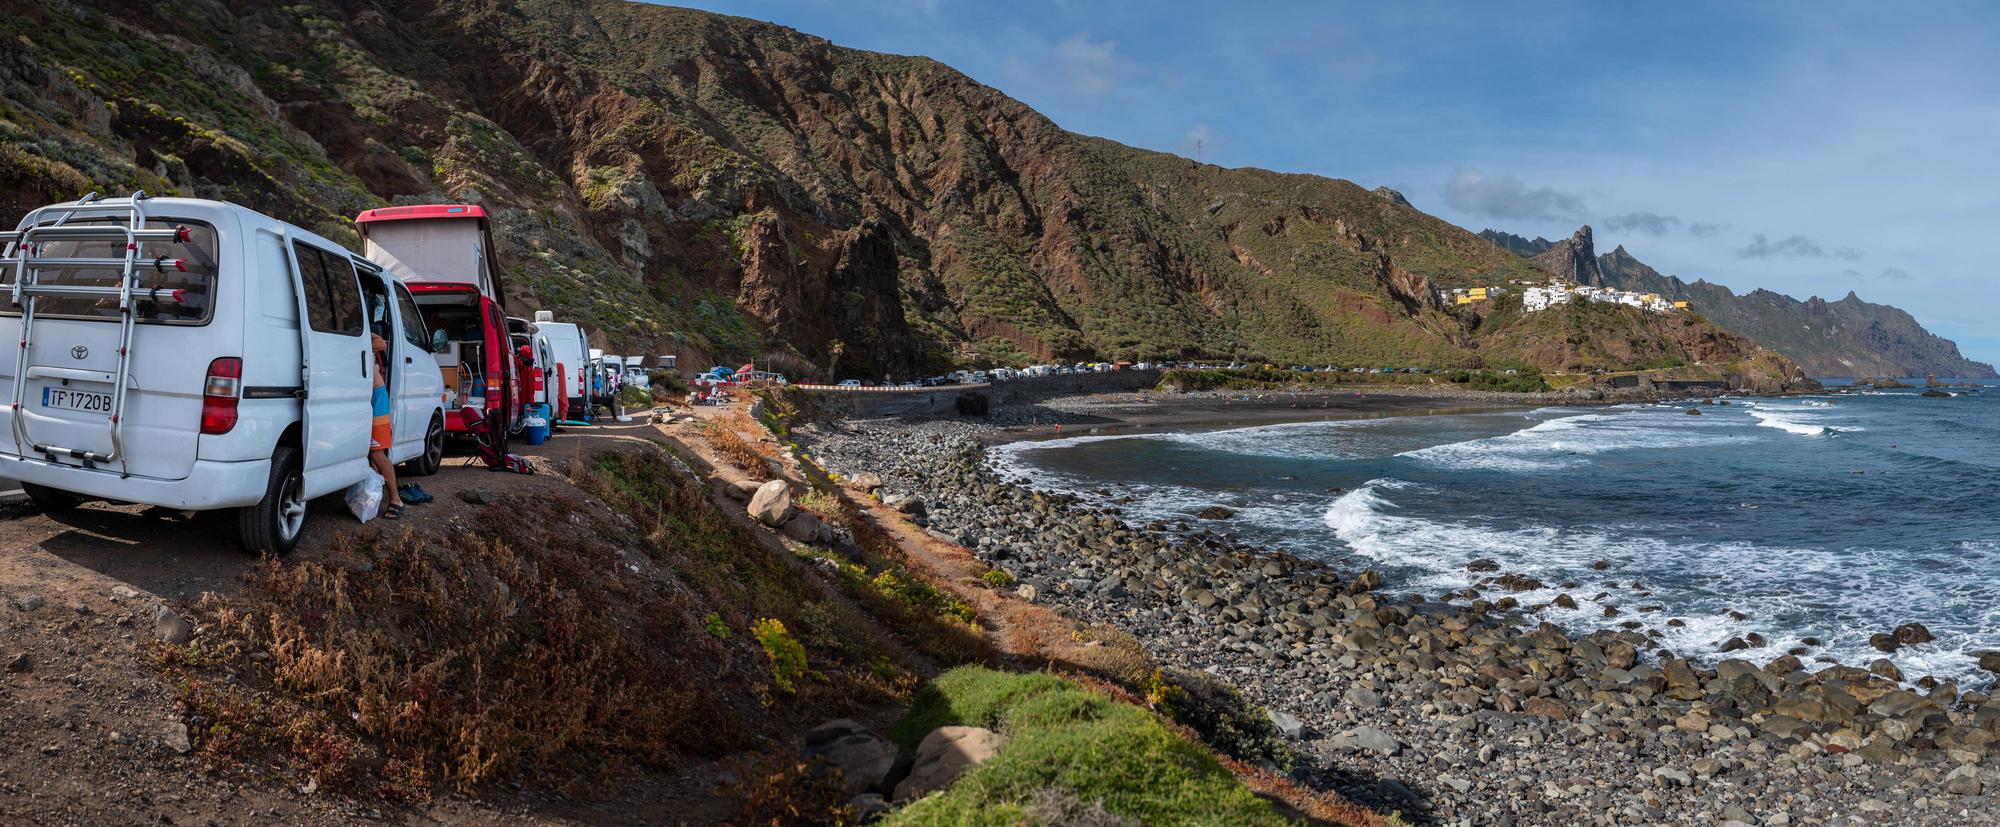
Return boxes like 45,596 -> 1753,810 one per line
748,479 -> 794,527
1266,709 -> 1306,739
782,511 -> 834,544
893,726 -> 1005,801
1894,622 -> 1936,646
1330,726 -> 1400,756
849,472 -> 884,493
802,720 -> 900,797
154,605 -> 193,646
885,494 -> 926,516
726,478 -> 764,501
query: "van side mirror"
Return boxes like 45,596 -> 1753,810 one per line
430,329 -> 447,353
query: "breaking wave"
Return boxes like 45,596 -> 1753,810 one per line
1397,410 -> 1742,471
1321,479 -> 2000,681
1748,406 -> 1830,436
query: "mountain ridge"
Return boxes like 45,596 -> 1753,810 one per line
0,0 -> 1807,388
1479,228 -> 1994,378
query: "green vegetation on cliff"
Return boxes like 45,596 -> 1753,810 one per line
882,667 -> 1294,826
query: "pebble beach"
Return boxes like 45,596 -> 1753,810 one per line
796,393 -> 2000,826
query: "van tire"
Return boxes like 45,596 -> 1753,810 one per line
238,445 -> 305,556
20,483 -> 82,511
407,413 -> 445,477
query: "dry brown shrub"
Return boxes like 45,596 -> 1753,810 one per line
1063,624 -> 1159,688
704,415 -> 774,480
200,496 -> 749,794
719,753 -> 853,826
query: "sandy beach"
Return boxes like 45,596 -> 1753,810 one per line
985,386 -> 1547,445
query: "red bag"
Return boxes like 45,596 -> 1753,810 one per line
459,405 -> 535,475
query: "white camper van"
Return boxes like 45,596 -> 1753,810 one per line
0,194 -> 447,554
532,311 -> 587,418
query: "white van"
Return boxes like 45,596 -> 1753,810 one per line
533,311 -> 587,415
0,194 -> 447,554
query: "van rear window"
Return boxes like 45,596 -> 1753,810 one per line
3,218 -> 217,324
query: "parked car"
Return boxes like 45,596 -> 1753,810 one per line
623,362 -> 652,391
356,205 -> 525,448
0,194 -> 447,554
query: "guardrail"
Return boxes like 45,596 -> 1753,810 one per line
793,382 -> 993,392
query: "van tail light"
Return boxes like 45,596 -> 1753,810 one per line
200,357 -> 241,435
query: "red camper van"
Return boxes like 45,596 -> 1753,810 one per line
354,205 -> 525,448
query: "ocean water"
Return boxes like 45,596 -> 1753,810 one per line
992,384 -> 2000,685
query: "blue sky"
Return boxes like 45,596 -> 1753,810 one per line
660,1 -> 2000,366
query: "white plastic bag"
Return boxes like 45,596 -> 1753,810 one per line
345,468 -> 385,523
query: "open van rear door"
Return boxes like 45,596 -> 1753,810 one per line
278,233 -> 319,475
279,232 -> 374,496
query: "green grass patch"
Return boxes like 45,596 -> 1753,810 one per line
881,667 -> 1293,826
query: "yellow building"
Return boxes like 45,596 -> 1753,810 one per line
1456,295 -> 1474,305
1673,300 -> 1690,310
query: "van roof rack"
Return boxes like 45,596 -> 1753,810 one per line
0,191 -> 199,475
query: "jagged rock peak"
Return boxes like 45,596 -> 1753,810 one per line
1478,228 -> 1556,258
1372,186 -> 1412,208
1568,225 -> 1595,250
1531,225 -> 1605,286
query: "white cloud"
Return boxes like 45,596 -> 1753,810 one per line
996,31 -> 1136,103
1054,34 -> 1122,97
1603,212 -> 1684,237
1442,169 -> 1585,222
1737,233 -> 1862,261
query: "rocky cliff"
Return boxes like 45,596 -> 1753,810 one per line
1528,226 -> 1606,287
0,0 -> 1802,384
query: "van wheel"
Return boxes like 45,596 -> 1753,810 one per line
238,445 -> 305,556
407,413 -> 445,477
20,483 -> 81,511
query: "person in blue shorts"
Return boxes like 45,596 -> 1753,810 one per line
368,333 -> 405,519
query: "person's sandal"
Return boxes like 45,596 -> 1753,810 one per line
382,503 -> 404,520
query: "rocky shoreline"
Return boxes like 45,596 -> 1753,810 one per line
795,407 -> 2000,826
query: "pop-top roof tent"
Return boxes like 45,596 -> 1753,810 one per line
353,204 -> 507,303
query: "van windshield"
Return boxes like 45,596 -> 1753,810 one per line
4,218 -> 217,323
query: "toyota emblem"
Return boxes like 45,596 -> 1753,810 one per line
70,345 -> 87,360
